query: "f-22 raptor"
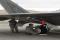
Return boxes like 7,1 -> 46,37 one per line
0,0 -> 60,26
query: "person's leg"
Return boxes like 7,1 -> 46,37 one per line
40,26 -> 45,34
15,25 -> 18,33
39,26 -> 43,34
10,25 -> 15,33
44,27 -> 48,33
41,27 -> 48,34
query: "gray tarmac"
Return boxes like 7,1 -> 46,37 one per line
0,21 -> 60,40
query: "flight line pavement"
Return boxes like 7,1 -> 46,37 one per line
0,21 -> 60,40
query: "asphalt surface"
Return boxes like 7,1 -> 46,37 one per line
0,21 -> 60,40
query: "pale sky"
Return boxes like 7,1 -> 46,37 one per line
0,0 -> 60,11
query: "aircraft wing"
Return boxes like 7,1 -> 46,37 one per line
0,0 -> 29,13
0,12 -> 60,25
0,0 -> 60,25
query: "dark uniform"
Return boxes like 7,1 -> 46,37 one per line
40,19 -> 48,34
9,19 -> 18,33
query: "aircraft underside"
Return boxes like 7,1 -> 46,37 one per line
0,13 -> 60,25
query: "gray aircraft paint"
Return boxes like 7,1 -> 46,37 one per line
0,0 -> 29,13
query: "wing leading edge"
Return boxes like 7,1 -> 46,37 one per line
0,0 -> 29,13
0,12 -> 60,25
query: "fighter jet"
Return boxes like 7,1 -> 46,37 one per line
0,0 -> 60,26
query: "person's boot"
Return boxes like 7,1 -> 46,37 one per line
10,25 -> 15,33
10,27 -> 15,33
15,30 -> 19,33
